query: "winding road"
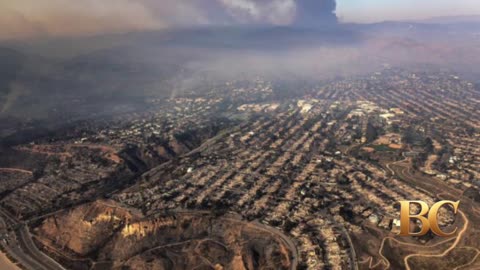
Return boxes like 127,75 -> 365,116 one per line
377,158 -> 479,270
0,207 -> 66,270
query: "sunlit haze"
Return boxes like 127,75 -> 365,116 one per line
0,0 -> 479,40
338,0 -> 480,22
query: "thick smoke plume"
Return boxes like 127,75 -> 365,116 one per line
0,0 -> 338,40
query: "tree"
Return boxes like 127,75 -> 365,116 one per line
366,123 -> 379,143
424,137 -> 434,153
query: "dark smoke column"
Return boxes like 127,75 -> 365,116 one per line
294,0 -> 338,26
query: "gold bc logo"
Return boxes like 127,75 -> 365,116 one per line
398,200 -> 460,237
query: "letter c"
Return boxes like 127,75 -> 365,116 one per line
428,200 -> 460,237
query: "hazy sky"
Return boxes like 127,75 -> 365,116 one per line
338,0 -> 480,22
0,0 -> 479,40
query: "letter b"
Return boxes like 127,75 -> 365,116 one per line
399,201 -> 430,236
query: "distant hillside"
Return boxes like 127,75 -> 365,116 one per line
417,15 -> 480,24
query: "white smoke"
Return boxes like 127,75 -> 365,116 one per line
217,0 -> 297,25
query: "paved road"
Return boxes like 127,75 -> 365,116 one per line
335,223 -> 359,270
174,210 -> 299,270
249,220 -> 299,269
0,208 -> 66,270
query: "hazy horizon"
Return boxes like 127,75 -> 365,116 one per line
1,0 -> 480,41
